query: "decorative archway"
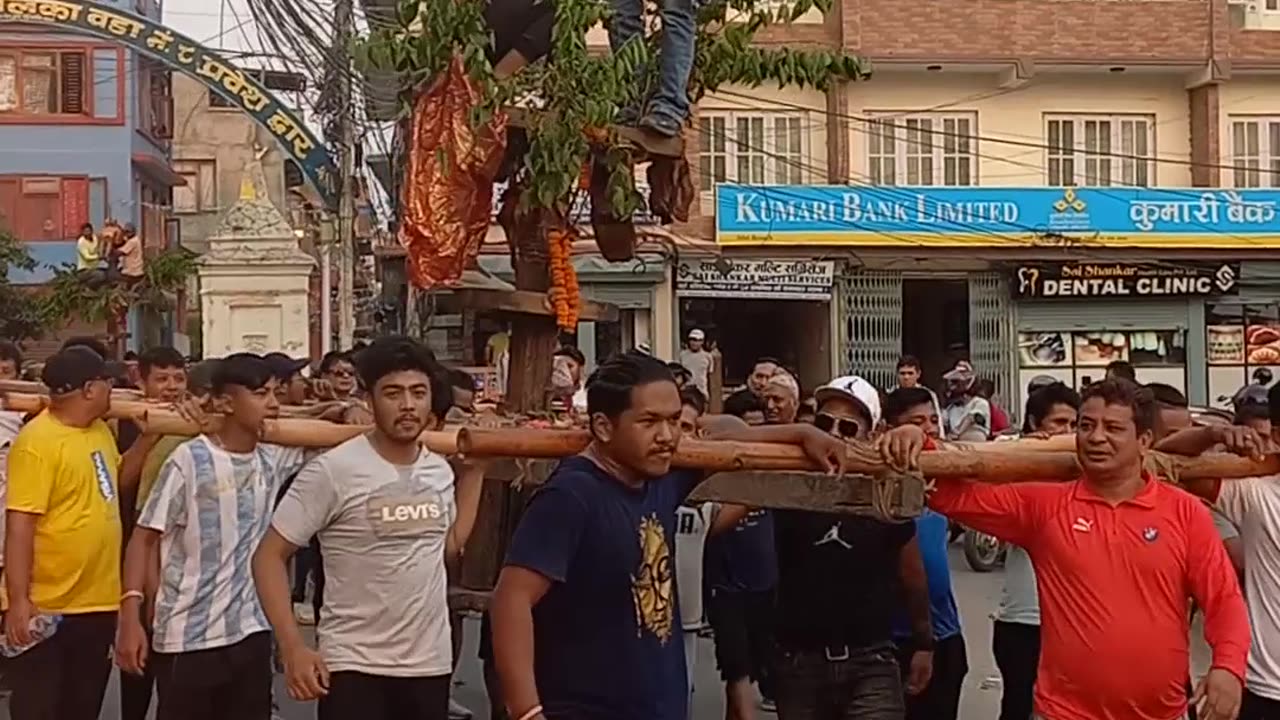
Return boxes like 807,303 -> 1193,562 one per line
0,0 -> 337,208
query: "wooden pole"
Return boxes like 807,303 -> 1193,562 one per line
4,390 -> 1274,481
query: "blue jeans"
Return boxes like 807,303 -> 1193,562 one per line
773,642 -> 905,720
608,0 -> 695,127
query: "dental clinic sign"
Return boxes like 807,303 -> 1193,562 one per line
714,185 -> 1280,249
1012,263 -> 1240,299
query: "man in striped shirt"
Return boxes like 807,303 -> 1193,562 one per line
115,353 -> 310,720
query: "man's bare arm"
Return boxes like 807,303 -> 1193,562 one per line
118,433 -> 160,494
4,511 -> 36,605
252,529 -> 305,652
492,566 -> 553,719
446,459 -> 488,567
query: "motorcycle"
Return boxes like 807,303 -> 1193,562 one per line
949,518 -> 1006,571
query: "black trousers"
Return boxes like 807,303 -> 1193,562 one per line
292,537 -> 325,619
119,631 -> 155,720
1241,689 -> 1280,720
992,621 -> 1040,720
319,671 -> 450,720
706,588 -> 775,693
773,642 -> 904,720
8,611 -> 116,720
151,631 -> 272,720
894,633 -> 968,720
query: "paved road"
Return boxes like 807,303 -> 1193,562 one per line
0,545 -> 1213,719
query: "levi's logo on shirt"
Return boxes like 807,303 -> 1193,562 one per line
367,491 -> 449,537
90,450 -> 114,501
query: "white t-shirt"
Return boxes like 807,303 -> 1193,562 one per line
272,434 -> 456,677
678,349 -> 713,396
138,437 -> 306,653
1215,475 -> 1280,701
945,395 -> 991,441
674,502 -> 718,631
996,545 -> 1039,625
0,411 -> 26,554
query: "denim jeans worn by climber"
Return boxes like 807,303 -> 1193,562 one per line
608,0 -> 696,137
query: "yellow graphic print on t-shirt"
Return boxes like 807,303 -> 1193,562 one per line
631,513 -> 674,644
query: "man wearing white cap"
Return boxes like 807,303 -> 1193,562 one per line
769,375 -> 932,720
678,329 -> 713,397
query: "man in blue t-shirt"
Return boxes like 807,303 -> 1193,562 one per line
884,387 -> 967,720
490,352 -> 909,720
703,370 -> 797,719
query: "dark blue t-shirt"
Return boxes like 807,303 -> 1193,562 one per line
703,509 -> 779,593
504,456 -> 697,720
892,509 -> 962,641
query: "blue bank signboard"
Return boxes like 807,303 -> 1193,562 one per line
714,185 -> 1280,249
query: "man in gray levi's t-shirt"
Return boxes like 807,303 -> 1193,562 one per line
270,433 -> 457,710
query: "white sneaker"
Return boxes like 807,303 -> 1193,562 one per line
293,602 -> 316,626
448,698 -> 474,720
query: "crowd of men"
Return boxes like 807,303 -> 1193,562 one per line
0,335 -> 486,720
1,331 -> 1279,720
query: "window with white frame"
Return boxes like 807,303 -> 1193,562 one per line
864,113 -> 977,186
1045,114 -> 1154,187
697,112 -> 806,191
1229,117 -> 1280,188
172,159 -> 217,213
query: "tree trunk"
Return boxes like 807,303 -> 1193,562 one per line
507,249 -> 558,413
500,186 -> 558,413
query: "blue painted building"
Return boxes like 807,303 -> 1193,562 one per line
0,0 -> 180,352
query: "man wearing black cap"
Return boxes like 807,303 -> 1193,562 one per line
265,352 -> 311,406
3,345 -> 148,720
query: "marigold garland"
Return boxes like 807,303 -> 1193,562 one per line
547,227 -> 580,331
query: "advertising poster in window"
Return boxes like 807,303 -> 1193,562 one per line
1019,332 -> 1072,367
1205,304 -> 1280,409
1073,332 -> 1130,366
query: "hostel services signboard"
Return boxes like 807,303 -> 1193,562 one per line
676,259 -> 835,300
1012,262 -> 1240,299
714,185 -> 1280,249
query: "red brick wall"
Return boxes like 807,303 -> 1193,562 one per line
839,0 -> 1280,69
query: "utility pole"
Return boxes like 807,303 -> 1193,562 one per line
334,0 -> 356,350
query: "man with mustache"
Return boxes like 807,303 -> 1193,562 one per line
894,379 -> 1249,720
491,352 -> 901,720
254,337 -> 484,719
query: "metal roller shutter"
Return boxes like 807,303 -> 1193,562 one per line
1016,299 -> 1190,331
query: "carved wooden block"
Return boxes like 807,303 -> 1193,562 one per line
686,470 -> 926,520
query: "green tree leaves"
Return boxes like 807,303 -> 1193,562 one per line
359,0 -> 871,218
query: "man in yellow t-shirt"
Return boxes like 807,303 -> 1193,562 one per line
5,345 -> 122,720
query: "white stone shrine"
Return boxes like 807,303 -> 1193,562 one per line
197,161 -> 315,357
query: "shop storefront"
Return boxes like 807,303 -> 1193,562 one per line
1012,261 -> 1239,405
1203,261 -> 1280,409
675,257 -> 835,392
713,184 -> 1280,408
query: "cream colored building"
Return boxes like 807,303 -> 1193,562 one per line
673,0 -> 1280,408
170,73 -> 307,253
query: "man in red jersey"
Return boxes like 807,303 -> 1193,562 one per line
881,378 -> 1249,720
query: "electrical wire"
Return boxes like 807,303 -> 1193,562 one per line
714,88 -> 1264,177
691,120 -> 1278,277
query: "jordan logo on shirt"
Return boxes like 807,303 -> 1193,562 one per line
1072,517 -> 1093,533
814,524 -> 852,549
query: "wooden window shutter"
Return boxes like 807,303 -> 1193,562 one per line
59,51 -> 84,115
61,177 -> 89,238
